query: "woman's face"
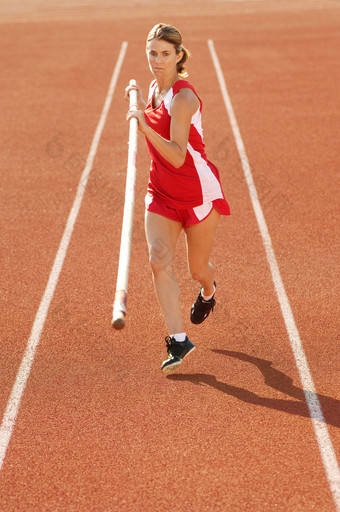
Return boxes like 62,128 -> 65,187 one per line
146,38 -> 182,79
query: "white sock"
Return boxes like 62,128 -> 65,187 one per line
171,332 -> 187,342
202,284 -> 216,301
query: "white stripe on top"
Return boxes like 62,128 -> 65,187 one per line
187,143 -> 224,203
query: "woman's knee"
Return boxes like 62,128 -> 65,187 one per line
149,237 -> 174,274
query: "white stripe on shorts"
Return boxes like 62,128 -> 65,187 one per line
193,201 -> 213,221
145,194 -> 154,208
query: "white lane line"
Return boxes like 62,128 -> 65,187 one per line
0,41 -> 128,471
208,38 -> 340,511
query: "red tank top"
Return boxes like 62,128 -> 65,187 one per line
143,79 -> 229,212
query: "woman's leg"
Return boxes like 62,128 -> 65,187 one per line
185,208 -> 220,296
145,210 -> 183,334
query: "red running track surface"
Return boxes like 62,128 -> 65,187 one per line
0,1 -> 339,510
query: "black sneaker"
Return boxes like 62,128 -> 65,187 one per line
161,336 -> 196,374
190,281 -> 216,324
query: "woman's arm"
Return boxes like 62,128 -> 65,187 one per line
127,88 -> 199,169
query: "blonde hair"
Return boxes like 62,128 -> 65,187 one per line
146,23 -> 191,78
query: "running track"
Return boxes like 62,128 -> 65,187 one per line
0,1 -> 339,510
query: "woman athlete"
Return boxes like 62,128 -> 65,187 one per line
125,23 -> 230,374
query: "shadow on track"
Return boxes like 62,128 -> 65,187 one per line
167,349 -> 340,429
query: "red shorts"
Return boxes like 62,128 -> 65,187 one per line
145,194 -> 230,228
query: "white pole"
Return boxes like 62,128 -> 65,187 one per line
112,79 -> 138,329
